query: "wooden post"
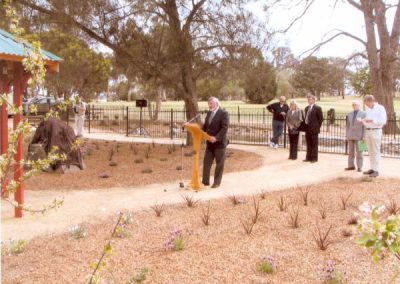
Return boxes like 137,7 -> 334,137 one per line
13,62 -> 26,218
0,61 -> 10,197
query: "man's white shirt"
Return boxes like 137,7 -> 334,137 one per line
363,103 -> 387,129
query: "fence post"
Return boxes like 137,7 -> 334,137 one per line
394,112 -> 396,139
126,106 -> 129,136
263,108 -> 265,124
170,108 -> 174,139
238,106 -> 240,123
88,104 -> 91,133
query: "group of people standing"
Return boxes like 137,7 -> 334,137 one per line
267,94 -> 387,178
267,94 -> 323,162
200,94 -> 387,189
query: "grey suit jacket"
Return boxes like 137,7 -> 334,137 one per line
346,110 -> 366,140
286,109 -> 303,129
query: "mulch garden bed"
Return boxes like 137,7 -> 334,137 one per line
2,178 -> 400,283
25,139 -> 263,191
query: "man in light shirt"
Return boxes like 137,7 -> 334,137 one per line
74,96 -> 87,137
361,95 -> 387,177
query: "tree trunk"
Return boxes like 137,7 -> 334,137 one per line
361,0 -> 398,134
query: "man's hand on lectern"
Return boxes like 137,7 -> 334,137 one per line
209,136 -> 217,143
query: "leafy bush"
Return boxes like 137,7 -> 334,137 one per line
1,240 -> 28,256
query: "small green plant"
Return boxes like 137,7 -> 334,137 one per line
357,202 -> 400,262
150,203 -> 165,217
320,261 -> 348,284
1,239 -> 28,256
201,201 -> 212,226
69,224 -> 88,239
127,267 -> 149,283
122,212 -> 134,225
258,256 -> 276,275
142,168 -> 153,174
340,192 -> 353,210
134,159 -> 144,164
163,228 -> 186,251
113,225 -> 129,238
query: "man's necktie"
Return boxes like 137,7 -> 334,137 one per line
352,110 -> 358,125
305,106 -> 312,124
209,111 -> 215,125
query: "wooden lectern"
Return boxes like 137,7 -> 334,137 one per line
184,123 -> 212,190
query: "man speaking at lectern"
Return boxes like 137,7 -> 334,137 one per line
202,97 -> 229,188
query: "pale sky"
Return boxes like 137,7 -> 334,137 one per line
247,0 -> 398,58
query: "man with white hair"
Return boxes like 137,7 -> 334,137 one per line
361,95 -> 387,178
345,100 -> 366,172
267,96 -> 289,149
202,97 -> 229,188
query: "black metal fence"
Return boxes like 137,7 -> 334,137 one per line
84,105 -> 400,158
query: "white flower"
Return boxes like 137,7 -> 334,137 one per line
359,202 -> 372,214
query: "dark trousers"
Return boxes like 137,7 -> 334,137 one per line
305,132 -> 319,161
289,133 -> 299,159
271,120 -> 284,144
202,146 -> 226,186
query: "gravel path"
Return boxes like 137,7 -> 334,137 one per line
2,133 -> 399,242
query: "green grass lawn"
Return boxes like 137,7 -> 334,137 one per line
92,96 -> 400,114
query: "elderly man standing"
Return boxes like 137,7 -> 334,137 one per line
267,96 -> 289,149
202,97 -> 229,188
345,100 -> 366,172
361,95 -> 387,178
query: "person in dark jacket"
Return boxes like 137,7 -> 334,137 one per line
286,100 -> 303,160
202,97 -> 229,188
303,94 -> 323,163
267,96 -> 289,149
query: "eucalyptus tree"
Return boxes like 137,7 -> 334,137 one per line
14,0 -> 266,120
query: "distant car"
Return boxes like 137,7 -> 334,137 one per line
23,96 -> 62,115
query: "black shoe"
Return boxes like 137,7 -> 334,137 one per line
203,182 -> 210,186
310,160 -> 317,163
303,159 -> 310,162
211,184 -> 220,189
369,171 -> 379,178
363,169 -> 374,175
357,168 -> 362,172
345,167 -> 356,171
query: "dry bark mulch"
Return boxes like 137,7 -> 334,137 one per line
25,139 -> 263,191
2,178 -> 400,283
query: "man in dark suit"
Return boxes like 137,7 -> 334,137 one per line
303,94 -> 323,163
202,97 -> 229,188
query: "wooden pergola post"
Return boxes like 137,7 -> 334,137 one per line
13,62 -> 29,217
